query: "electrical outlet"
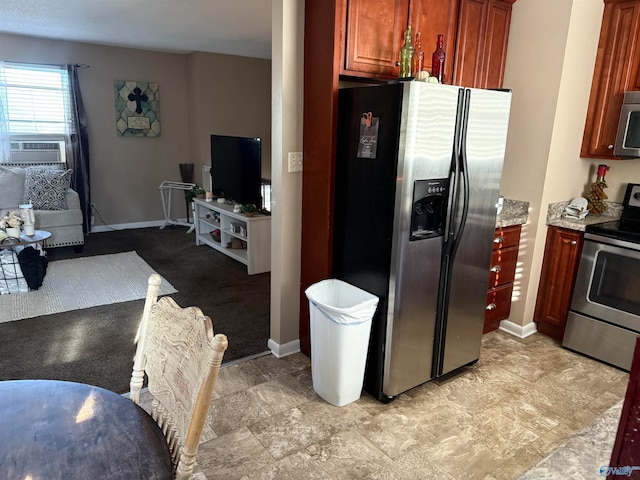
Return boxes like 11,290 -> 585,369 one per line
288,152 -> 303,173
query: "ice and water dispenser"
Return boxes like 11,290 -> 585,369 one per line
410,179 -> 449,241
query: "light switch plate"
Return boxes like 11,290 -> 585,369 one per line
288,152 -> 303,173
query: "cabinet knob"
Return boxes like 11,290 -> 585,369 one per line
490,265 -> 502,273
571,240 -> 577,245
608,145 -> 614,150
493,236 -> 504,244
486,303 -> 497,311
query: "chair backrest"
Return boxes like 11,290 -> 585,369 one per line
130,274 -> 228,480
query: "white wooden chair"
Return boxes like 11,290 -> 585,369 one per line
129,274 -> 228,480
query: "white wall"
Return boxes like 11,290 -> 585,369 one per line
269,0 -> 304,353
501,0 -> 640,329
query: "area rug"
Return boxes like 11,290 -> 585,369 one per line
0,251 -> 177,323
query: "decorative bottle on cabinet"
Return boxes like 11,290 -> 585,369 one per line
585,164 -> 610,214
414,32 -> 426,80
399,26 -> 414,78
431,34 -> 446,83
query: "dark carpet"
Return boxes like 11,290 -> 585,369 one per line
0,226 -> 270,393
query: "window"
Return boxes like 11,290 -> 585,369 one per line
1,63 -> 71,165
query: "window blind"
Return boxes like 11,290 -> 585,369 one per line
2,63 -> 71,136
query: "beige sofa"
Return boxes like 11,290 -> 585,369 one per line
0,165 -> 84,250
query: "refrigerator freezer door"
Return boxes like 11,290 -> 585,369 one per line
382,82 -> 461,397
439,87 -> 512,376
333,83 -> 406,400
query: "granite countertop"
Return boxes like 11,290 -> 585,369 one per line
496,199 -> 529,228
546,200 -> 623,231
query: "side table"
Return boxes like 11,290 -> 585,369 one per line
0,230 -> 51,294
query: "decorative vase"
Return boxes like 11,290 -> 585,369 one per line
399,25 -> 414,78
6,227 -> 20,238
431,33 -> 446,83
179,163 -> 195,184
23,223 -> 35,236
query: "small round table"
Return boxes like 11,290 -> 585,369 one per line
0,229 -> 51,248
0,380 -> 172,480
0,230 -> 51,294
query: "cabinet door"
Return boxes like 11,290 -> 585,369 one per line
581,0 -> 640,159
408,0 -> 458,82
533,227 -> 584,340
453,0 -> 515,89
484,225 -> 521,333
342,0 -> 410,78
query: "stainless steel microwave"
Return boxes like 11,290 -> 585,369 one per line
614,91 -> 640,158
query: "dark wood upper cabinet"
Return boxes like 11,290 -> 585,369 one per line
341,0 -> 514,87
453,0 -> 516,89
342,0 -> 410,78
408,0 -> 459,83
581,0 -> 640,159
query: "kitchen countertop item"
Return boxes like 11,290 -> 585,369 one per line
547,201 -> 622,232
546,200 -> 623,231
496,199 -> 529,228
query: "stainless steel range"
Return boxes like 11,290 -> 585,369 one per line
564,183 -> 640,370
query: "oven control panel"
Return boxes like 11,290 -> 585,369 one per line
623,183 -> 640,208
630,184 -> 640,207
622,183 -> 640,224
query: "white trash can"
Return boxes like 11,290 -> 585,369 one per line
305,279 -> 379,407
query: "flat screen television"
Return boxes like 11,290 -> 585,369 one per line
210,134 -> 262,208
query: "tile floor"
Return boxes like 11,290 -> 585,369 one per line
139,330 -> 629,479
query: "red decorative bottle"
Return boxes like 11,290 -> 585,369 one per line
431,34 -> 445,83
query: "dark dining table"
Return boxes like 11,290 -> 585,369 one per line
0,379 -> 172,480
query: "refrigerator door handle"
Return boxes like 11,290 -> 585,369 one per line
433,87 -> 466,378
444,88 -> 466,247
450,88 -> 471,260
434,88 -> 472,378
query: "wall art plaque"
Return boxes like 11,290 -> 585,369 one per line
114,80 -> 160,137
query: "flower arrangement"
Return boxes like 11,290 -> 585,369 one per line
0,210 -> 24,230
185,185 -> 206,202
241,204 -> 258,216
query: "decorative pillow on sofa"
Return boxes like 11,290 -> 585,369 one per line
23,167 -> 72,210
0,166 -> 26,209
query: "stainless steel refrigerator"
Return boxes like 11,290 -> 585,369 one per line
332,81 -> 511,402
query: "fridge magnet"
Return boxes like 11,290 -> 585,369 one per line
114,80 -> 161,137
357,112 -> 379,159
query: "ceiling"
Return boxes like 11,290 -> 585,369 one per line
0,0 -> 273,59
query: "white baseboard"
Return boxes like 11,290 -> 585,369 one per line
268,338 -> 301,358
499,319 -> 538,339
91,219 -> 184,233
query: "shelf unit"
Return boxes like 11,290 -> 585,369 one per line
193,199 -> 271,275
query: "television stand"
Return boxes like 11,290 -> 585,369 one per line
193,199 -> 271,275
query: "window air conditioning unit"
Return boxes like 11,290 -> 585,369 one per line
10,141 -> 65,165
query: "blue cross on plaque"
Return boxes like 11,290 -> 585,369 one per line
127,87 -> 148,114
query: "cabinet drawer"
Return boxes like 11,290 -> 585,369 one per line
493,225 -> 521,250
488,247 -> 518,288
485,283 -> 513,324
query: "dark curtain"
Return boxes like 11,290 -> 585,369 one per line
67,64 -> 91,234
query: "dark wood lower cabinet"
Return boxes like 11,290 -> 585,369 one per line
484,224 -> 521,334
533,226 -> 584,340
